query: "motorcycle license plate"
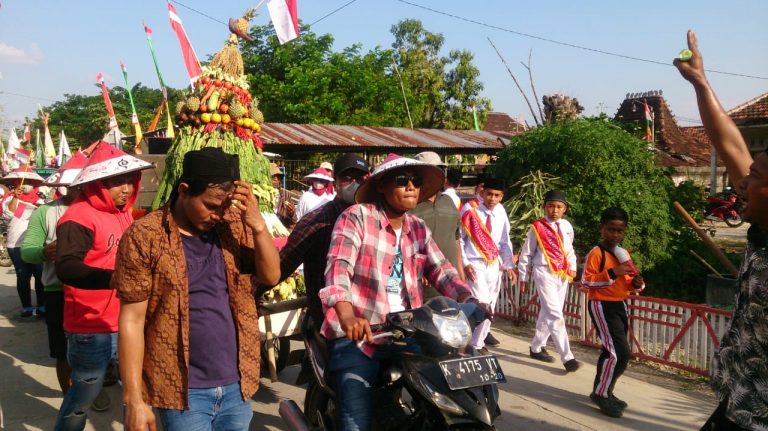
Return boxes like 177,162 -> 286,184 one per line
438,355 -> 506,390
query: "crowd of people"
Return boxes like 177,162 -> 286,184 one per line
1,30 -> 765,431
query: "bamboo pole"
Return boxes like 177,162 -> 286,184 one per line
688,249 -> 722,277
673,201 -> 739,277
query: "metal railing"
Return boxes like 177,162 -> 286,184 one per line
495,275 -> 732,376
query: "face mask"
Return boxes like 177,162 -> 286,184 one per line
57,186 -> 68,196
339,182 -> 360,204
19,185 -> 33,194
312,181 -> 327,190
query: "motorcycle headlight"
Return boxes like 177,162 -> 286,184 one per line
432,312 -> 472,349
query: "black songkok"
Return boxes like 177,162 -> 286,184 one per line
182,147 -> 240,184
482,177 -> 506,192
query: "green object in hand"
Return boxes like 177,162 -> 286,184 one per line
678,49 -> 693,62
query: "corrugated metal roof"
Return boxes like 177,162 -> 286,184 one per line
259,123 -> 508,152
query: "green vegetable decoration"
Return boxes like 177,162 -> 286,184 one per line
678,48 -> 693,62
153,17 -> 272,211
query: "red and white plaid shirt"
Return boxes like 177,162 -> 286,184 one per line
319,202 -> 471,345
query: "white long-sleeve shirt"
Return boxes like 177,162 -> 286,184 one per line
517,217 -> 576,283
295,190 -> 335,221
459,201 -> 515,270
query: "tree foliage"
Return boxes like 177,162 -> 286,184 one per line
33,84 -> 184,150
242,20 -> 490,129
493,117 -> 675,271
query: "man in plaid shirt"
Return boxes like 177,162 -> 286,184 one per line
319,154 -> 487,431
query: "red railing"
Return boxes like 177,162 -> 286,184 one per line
495,275 -> 732,376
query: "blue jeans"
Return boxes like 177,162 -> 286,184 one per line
8,247 -> 44,309
159,381 -> 252,431
329,338 -> 420,431
54,332 -> 117,431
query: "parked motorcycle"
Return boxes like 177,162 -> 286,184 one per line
279,296 -> 505,431
703,190 -> 744,227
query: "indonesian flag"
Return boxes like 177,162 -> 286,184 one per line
168,1 -> 202,85
22,124 -> 30,143
96,73 -> 118,130
644,100 -> 653,142
267,0 -> 299,44
14,147 -> 30,165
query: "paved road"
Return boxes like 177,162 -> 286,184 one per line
0,265 -> 715,430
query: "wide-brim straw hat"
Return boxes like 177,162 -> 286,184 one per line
355,153 -> 445,204
70,141 -> 152,187
304,168 -> 333,182
44,151 -> 89,186
1,165 -> 45,184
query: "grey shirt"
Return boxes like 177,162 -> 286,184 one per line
412,193 -> 461,270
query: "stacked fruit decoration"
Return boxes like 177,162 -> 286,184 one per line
153,9 -> 275,214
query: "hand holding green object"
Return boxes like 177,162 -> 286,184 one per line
678,49 -> 693,62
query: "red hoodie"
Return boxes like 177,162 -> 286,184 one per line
56,175 -> 140,333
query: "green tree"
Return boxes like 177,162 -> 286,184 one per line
493,117 -> 675,271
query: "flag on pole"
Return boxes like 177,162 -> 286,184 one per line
167,1 -> 202,85
14,147 -> 30,165
266,0 -> 299,44
143,23 -> 175,139
35,129 -> 45,167
96,73 -> 118,130
42,112 -> 57,165
6,128 -> 21,156
121,62 -> 144,152
22,124 -> 30,142
57,130 -> 72,166
643,100 -> 653,143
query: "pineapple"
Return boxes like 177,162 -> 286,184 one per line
175,101 -> 186,115
228,8 -> 257,41
251,109 -> 264,124
229,102 -> 246,119
186,96 -> 201,112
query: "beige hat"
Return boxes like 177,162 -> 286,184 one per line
413,151 -> 446,167
355,154 -> 444,204
320,161 -> 334,172
270,163 -> 283,176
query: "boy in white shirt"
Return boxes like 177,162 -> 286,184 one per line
460,177 -> 516,352
518,189 -> 580,372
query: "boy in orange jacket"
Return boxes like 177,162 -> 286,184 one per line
581,207 -> 644,419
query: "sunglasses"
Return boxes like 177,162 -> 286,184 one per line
389,174 -> 423,188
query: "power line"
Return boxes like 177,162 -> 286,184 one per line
310,0 -> 361,26
172,0 -> 228,26
0,91 -> 56,102
395,0 -> 768,81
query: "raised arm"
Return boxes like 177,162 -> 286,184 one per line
673,30 -> 752,185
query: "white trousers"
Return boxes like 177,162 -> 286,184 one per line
467,259 -> 501,349
529,266 -> 574,362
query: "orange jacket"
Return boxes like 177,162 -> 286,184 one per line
581,245 -> 634,302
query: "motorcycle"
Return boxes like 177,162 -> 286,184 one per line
703,190 -> 744,227
279,296 -> 505,431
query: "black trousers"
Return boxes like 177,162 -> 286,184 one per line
701,400 -> 750,431
588,300 -> 630,397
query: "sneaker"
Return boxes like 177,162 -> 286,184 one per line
590,393 -> 623,418
35,306 -> 46,317
610,393 -> 628,409
484,333 -> 501,347
91,388 -> 111,412
529,347 -> 555,363
20,308 -> 34,318
477,347 -> 490,355
564,359 -> 581,372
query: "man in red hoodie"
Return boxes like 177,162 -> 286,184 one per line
53,143 -> 151,431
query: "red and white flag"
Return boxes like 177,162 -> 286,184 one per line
96,73 -> 118,130
22,124 -> 30,142
14,147 -> 30,165
168,1 -> 202,85
267,0 -> 299,44
643,100 -> 653,142
6,128 -> 21,155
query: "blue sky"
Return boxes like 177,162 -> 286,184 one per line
0,0 -> 766,131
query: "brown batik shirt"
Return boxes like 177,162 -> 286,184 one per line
113,206 -> 262,410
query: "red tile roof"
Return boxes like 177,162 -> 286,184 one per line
614,95 -> 719,167
726,92 -> 768,124
482,111 -> 528,139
